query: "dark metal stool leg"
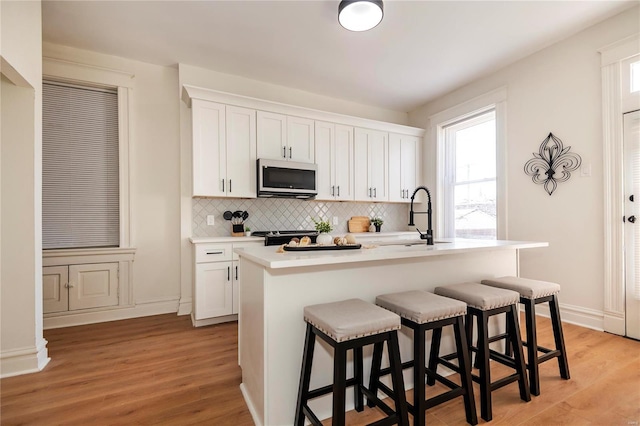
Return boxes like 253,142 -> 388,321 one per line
523,298 -> 541,396
332,345 -> 347,426
454,316 -> 478,425
507,305 -> 531,403
549,295 -> 570,380
476,310 -> 493,422
295,324 -> 316,426
504,311 -> 513,357
354,346 -> 364,412
388,331 -> 410,426
367,341 -> 384,408
414,326 -> 427,426
426,327 -> 441,387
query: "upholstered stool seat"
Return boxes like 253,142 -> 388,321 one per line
295,299 -> 409,426
435,283 -> 531,422
482,276 -> 570,395
371,291 -> 477,426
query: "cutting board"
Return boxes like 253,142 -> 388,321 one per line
348,216 -> 371,233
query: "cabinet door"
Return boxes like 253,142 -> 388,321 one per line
257,111 -> 287,160
43,266 -> 69,314
232,262 -> 239,314
192,100 -> 226,197
368,130 -> 388,201
334,124 -> 354,201
314,121 -> 335,200
287,116 -> 314,163
69,263 -> 119,310
194,262 -> 233,320
226,106 -> 257,198
401,135 -> 420,201
354,128 -> 370,201
388,133 -> 403,202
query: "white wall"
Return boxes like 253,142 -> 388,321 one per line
42,43 -> 182,314
409,7 -> 640,329
0,0 -> 47,377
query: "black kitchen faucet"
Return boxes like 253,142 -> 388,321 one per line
408,186 -> 434,245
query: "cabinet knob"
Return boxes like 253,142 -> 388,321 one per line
331,185 -> 335,196
374,187 -> 377,198
235,266 -> 238,280
227,266 -> 230,281
337,186 -> 340,197
229,180 -> 232,193
283,147 -> 286,158
289,147 -> 292,158
222,179 -> 225,192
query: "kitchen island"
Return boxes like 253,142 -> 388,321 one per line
235,238 -> 547,426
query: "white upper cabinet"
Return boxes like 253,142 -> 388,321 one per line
389,133 -> 422,203
226,106 -> 257,198
354,128 -> 388,201
315,121 -> 354,201
258,112 -> 315,163
192,100 -> 226,197
191,100 -> 256,198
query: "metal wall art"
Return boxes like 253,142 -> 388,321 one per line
524,132 -> 582,195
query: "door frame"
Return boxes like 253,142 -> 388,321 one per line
600,34 -> 640,335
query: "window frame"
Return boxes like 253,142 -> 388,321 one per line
442,110 -> 498,238
42,57 -> 133,249
429,87 -> 507,240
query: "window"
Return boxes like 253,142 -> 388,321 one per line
442,111 -> 497,239
42,81 -> 120,249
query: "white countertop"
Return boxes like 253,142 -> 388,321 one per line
189,231 -> 419,244
235,238 -> 548,269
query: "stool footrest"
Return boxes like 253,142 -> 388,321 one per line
435,357 -> 461,374
538,349 -> 561,363
307,377 -> 359,399
302,405 -> 323,426
426,387 -> 466,409
489,349 -> 517,369
487,332 -> 509,344
362,384 -> 396,418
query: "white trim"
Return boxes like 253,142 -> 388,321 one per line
600,35 -> 640,336
0,56 -> 33,88
43,57 -> 134,88
182,84 -> 425,137
430,87 -> 508,240
535,303 -> 604,332
240,383 -> 264,426
43,298 -> 179,330
178,297 -> 192,316
0,339 -> 51,379
190,313 -> 237,327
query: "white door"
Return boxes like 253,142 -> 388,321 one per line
287,116 -> 315,163
388,134 -> 403,202
624,110 -> 640,340
194,262 -> 233,320
69,263 -> 119,310
334,124 -> 354,201
192,100 -> 226,197
43,266 -> 69,314
226,105 -> 256,198
368,129 -> 388,201
257,111 -> 287,160
315,121 -> 335,200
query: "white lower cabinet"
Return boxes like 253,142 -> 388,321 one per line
192,240 -> 261,326
43,263 -> 119,314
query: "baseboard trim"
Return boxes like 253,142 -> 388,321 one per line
240,383 -> 263,426
190,313 -> 237,327
43,298 -> 180,329
535,302 -> 604,331
177,298 -> 192,316
1,338 -> 51,379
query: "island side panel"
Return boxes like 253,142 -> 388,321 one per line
262,249 -> 518,425
239,257 -> 266,425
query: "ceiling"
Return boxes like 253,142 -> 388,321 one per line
42,1 -> 635,112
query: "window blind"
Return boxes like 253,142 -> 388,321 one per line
42,82 -> 120,249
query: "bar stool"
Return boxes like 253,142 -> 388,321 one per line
481,276 -> 570,396
294,298 -> 409,426
434,282 -> 531,422
371,290 -> 478,426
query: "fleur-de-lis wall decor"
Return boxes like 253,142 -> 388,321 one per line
524,132 -> 582,195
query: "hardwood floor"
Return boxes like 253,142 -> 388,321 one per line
1,314 -> 638,425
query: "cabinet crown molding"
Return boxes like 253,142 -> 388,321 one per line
182,84 -> 426,137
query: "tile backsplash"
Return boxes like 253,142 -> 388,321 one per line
192,198 -> 411,237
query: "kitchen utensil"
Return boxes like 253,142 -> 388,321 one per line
242,211 -> 249,221
223,211 -> 233,221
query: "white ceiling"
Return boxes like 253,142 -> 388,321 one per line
42,0 -> 635,112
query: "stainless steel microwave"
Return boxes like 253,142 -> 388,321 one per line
257,158 -> 317,199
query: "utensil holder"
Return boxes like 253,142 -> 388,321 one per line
232,224 -> 245,237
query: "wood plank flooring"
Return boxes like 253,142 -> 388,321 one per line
1,314 -> 638,425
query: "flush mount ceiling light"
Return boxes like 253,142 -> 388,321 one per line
338,0 -> 384,32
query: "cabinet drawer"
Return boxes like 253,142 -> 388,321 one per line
195,244 -> 233,263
